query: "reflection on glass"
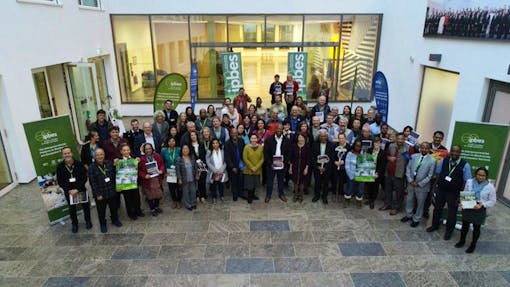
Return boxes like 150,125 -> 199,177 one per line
152,15 -> 191,102
304,15 -> 340,42
33,71 -> 53,118
90,58 -> 110,111
228,16 -> 264,43
337,15 -> 380,101
190,15 -> 227,43
0,134 -> 12,190
68,65 -> 99,141
112,15 -> 155,103
266,15 -> 303,43
303,46 -> 336,101
194,48 -> 225,100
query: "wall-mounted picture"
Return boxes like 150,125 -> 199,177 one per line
424,0 -> 510,40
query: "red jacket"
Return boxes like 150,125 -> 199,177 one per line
234,94 -> 252,115
283,80 -> 299,103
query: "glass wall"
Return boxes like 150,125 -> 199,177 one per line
33,70 -> 53,118
111,14 -> 381,103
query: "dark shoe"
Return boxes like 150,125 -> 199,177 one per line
389,209 -> 399,215
71,225 -> 78,233
401,216 -> 411,223
112,220 -> 123,227
356,200 -> 362,209
100,225 -> 107,234
455,240 -> 466,248
465,243 -> 476,253
312,196 -> 320,203
364,200 -> 370,205
233,197 -> 238,202
322,197 -> 328,204
253,195 -> 260,200
137,212 -> 145,217
379,205 -> 391,211
423,213 -> 430,219
192,205 -> 197,209
155,207 -> 163,213
369,202 -> 375,209
426,226 -> 438,233
444,231 -> 453,241
343,198 -> 350,208
151,210 -> 158,216
279,196 -> 287,203
186,206 -> 193,211
247,198 -> 253,204
410,221 -> 420,228
129,215 -> 138,221
86,221 -> 93,230
264,197 -> 270,203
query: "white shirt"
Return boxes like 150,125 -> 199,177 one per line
275,135 -> 283,156
142,133 -> 155,155
212,150 -> 223,170
320,143 -> 327,155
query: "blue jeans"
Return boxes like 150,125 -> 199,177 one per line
210,181 -> 224,199
229,170 -> 244,200
266,168 -> 285,198
345,179 -> 364,200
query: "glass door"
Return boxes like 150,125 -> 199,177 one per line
65,63 -> 102,143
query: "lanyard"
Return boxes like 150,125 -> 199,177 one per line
65,164 -> 74,177
415,156 -> 424,172
448,160 -> 458,176
168,149 -> 176,163
97,164 -> 107,176
199,119 -> 207,129
204,141 -> 210,151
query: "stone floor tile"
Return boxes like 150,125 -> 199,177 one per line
382,242 -> 433,255
250,244 -> 295,257
450,271 -> 509,287
338,242 -> 386,256
327,219 -> 371,231
66,246 -> 118,260
144,275 -> 198,287
300,273 -> 354,287
29,258 -> 85,276
462,255 -> 510,271
0,247 -> 27,261
293,243 -> 340,257
75,259 -> 131,276
197,274 -> 249,287
353,230 -> 400,242
0,235 -> 22,247
55,234 -> 98,246
18,246 -> 70,261
43,276 -> 96,287
272,231 -> 314,243
0,277 -> 47,287
204,244 -> 250,258
401,271 -> 459,287
159,245 -> 206,259
321,256 -> 371,273
177,258 -> 225,274
126,259 -> 178,275
94,233 -> 144,246
208,221 -> 249,233
394,230 -> 442,241
350,272 -> 406,287
288,219 -> 330,231
225,258 -> 274,274
312,231 -> 357,243
250,220 -> 290,232
93,275 -> 148,287
140,233 -> 186,245
474,241 -> 510,255
228,232 -> 272,244
250,274 -> 301,287
0,260 -> 38,277
185,232 -> 229,244
500,271 -> 510,283
274,257 -> 322,273
111,246 -> 160,260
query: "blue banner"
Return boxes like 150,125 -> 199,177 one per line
373,71 -> 389,123
190,62 -> 198,112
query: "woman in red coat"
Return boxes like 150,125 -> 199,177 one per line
289,133 -> 311,203
138,143 -> 165,216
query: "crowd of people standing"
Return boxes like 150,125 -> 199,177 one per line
57,74 -> 496,254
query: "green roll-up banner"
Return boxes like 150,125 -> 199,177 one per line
220,52 -> 243,99
153,73 -> 188,112
452,121 -> 509,184
287,52 -> 308,100
23,115 -> 80,224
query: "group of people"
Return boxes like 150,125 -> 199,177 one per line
58,79 -> 497,253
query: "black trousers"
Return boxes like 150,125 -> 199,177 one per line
331,169 -> 346,196
431,189 -> 459,234
64,191 -> 91,226
167,182 -> 182,202
314,171 -> 329,199
147,199 -> 160,210
197,172 -> 207,198
366,178 -> 382,203
422,176 -> 437,216
122,188 -> 142,218
96,195 -> 119,226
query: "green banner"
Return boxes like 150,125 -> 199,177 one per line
23,115 -> 80,224
153,73 -> 188,112
287,52 -> 308,99
220,52 -> 243,99
452,121 -> 509,184
354,153 -> 376,182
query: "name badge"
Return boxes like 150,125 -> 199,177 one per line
69,177 -> 76,183
445,176 -> 452,182
104,177 -> 111,183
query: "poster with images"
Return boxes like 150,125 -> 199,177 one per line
354,153 -> 376,182
69,191 -> 89,205
424,0 -> 510,41
273,155 -> 284,170
146,161 -> 159,178
405,131 -> 420,147
460,191 -> 477,209
116,158 -> 139,191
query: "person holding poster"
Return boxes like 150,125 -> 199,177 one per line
311,130 -> 335,204
283,74 -> 299,116
269,74 -> 283,105
161,137 -> 181,209
87,148 -> 122,233
344,140 -> 364,208
264,124 -> 290,203
401,142 -> 436,227
365,137 -> 386,209
176,145 -> 198,211
115,145 -> 144,220
138,143 -> 165,216
56,147 -> 92,233
332,133 -> 350,202
427,145 -> 471,240
455,167 -> 496,253
311,96 -> 331,124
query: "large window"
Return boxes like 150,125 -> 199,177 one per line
111,14 -> 381,103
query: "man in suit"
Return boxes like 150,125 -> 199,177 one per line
162,100 -> 178,127
401,142 -> 436,227
423,130 -> 448,218
134,122 -> 162,156
224,128 -> 246,201
264,123 -> 290,203
312,130 -> 335,204
123,119 -> 144,153
427,145 -> 472,240
309,116 -> 322,144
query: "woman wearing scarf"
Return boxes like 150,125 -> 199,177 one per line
138,143 -> 165,216
455,167 -> 496,253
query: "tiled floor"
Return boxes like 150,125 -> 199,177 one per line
0,181 -> 510,287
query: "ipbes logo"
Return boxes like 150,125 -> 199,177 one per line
35,130 -> 58,142
226,54 -> 243,92
461,133 -> 485,144
292,53 -> 306,91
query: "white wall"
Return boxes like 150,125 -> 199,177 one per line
0,1 -> 119,183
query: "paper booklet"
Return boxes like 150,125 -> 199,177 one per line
460,191 -> 477,209
146,161 -> 159,178
69,192 -> 88,205
405,131 -> 420,147
272,155 -> 284,170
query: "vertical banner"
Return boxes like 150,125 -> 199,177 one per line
220,52 -> 243,99
153,73 -> 188,112
190,62 -> 198,112
373,71 -> 389,123
23,115 -> 79,224
452,121 -> 509,184
287,52 -> 308,99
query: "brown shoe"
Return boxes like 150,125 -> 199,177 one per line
264,197 -> 270,203
379,205 -> 391,211
389,209 -> 399,215
172,202 -> 177,209
279,196 -> 287,203
177,203 -> 182,209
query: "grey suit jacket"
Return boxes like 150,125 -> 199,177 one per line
405,153 -> 435,191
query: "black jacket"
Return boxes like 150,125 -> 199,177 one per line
163,109 -> 179,127
264,135 -> 291,165
87,161 -> 116,199
56,159 -> 88,194
224,139 -> 246,171
311,141 -> 335,171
